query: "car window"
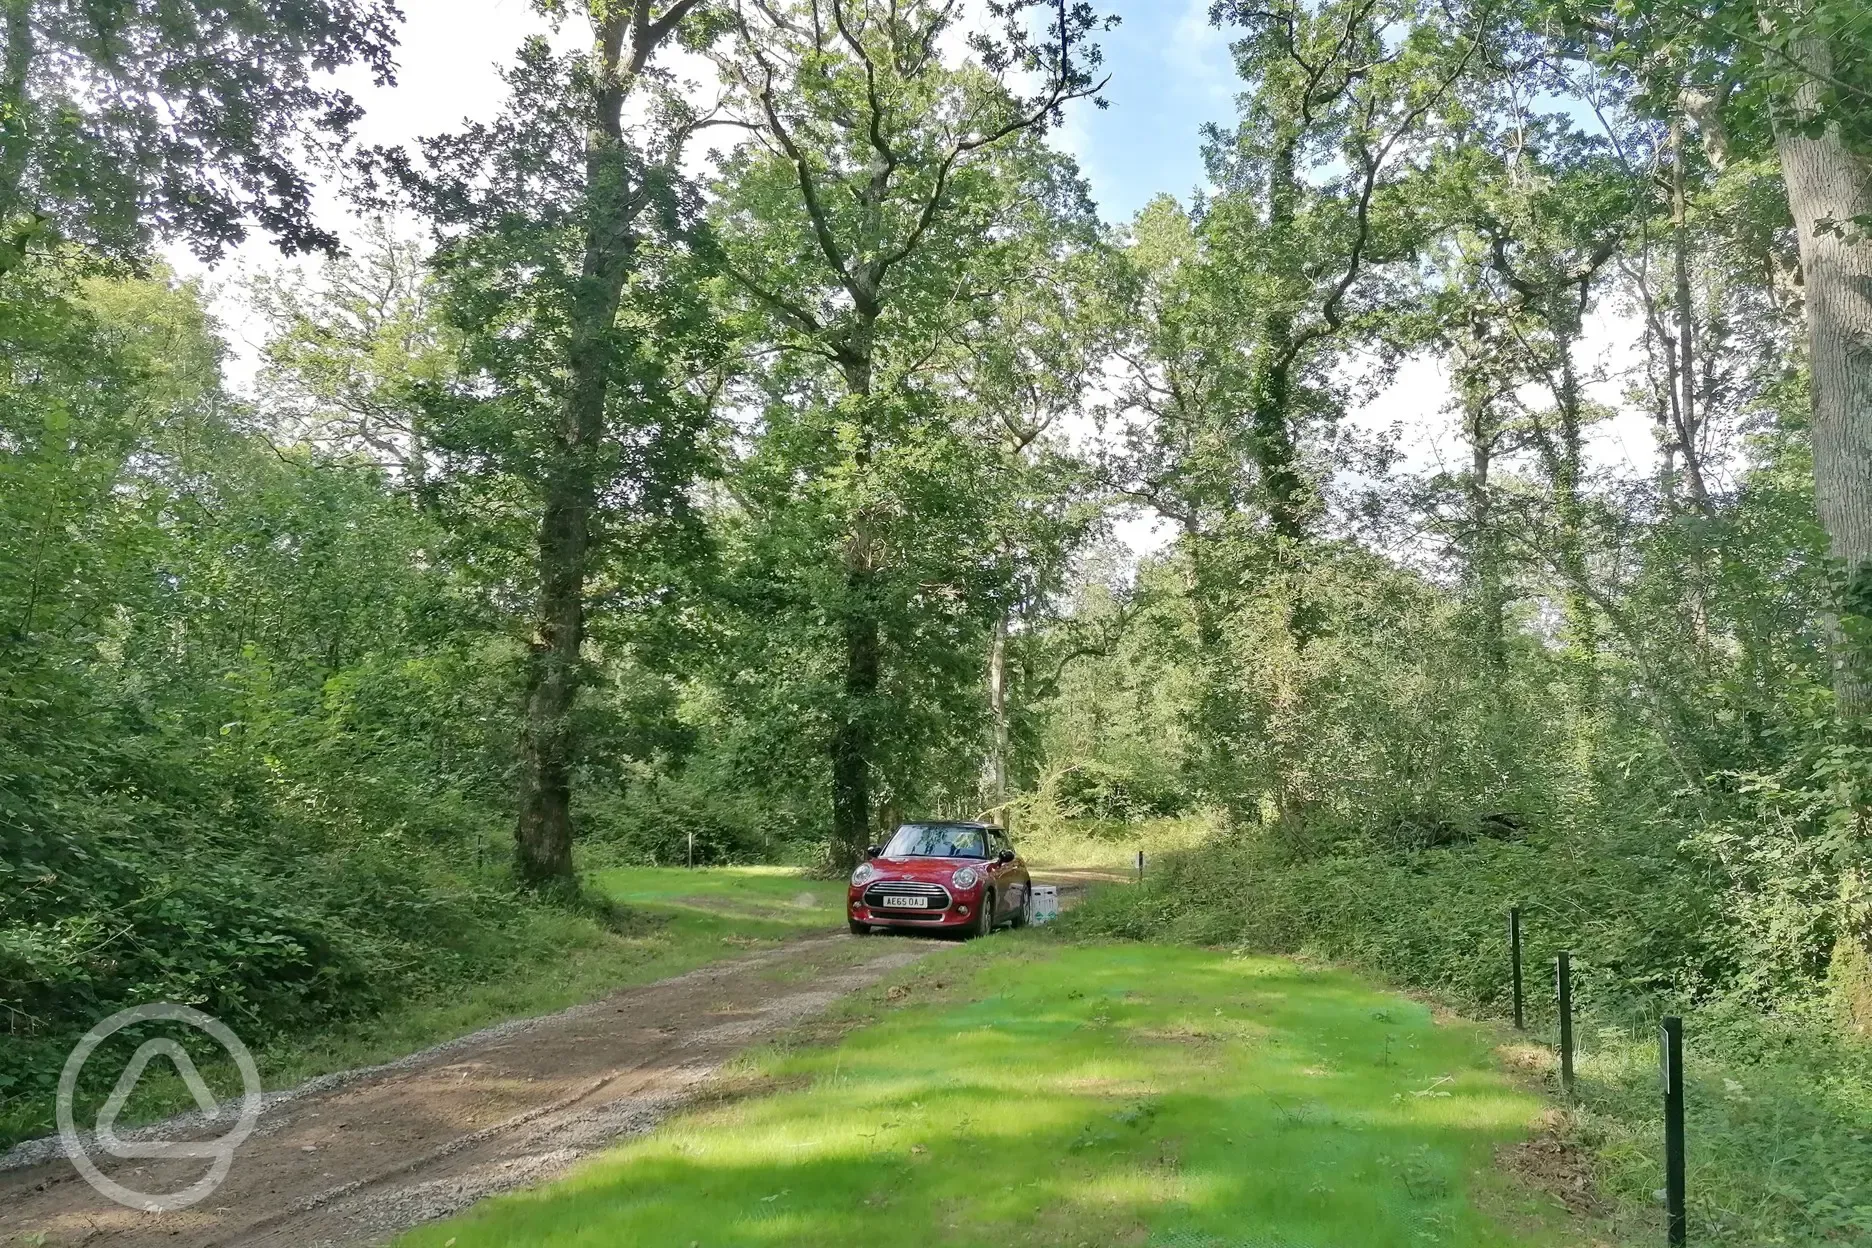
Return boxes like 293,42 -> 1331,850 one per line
884,823 -> 987,859
990,830 -> 1012,856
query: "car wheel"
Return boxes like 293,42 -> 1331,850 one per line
1010,884 -> 1030,929
971,890 -> 996,938
848,920 -> 870,936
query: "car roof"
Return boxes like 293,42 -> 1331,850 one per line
901,820 -> 998,830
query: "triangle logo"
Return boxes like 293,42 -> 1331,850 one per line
96,1039 -> 224,1160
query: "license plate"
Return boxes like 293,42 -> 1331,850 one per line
881,895 -> 928,909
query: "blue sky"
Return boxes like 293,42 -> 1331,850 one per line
1054,0 -> 1240,226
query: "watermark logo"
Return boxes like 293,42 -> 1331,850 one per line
56,1003 -> 262,1212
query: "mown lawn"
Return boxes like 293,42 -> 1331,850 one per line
399,940 -> 1586,1248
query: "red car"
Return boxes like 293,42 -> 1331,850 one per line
848,821 -> 1032,937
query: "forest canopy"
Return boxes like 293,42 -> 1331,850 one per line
5,0 -> 1872,1159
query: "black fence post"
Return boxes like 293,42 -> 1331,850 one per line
1661,1016 -> 1687,1246
1555,951 -> 1574,1096
1509,906 -> 1525,1030
1136,850 -> 1144,882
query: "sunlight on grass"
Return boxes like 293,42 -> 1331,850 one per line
398,942 -> 1580,1248
1017,814 -> 1215,870
590,865 -> 847,934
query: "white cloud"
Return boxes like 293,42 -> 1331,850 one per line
1343,302 -> 1661,486
1167,0 -> 1237,108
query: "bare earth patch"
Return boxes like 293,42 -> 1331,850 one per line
1495,1109 -> 1609,1218
0,935 -> 941,1248
1495,1041 -> 1558,1076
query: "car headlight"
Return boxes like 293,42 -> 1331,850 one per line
852,863 -> 878,886
951,866 -> 980,890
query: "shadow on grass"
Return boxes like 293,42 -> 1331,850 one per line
399,944 -> 1573,1248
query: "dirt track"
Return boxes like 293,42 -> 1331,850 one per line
0,934 -> 942,1247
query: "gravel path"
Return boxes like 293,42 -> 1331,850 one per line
0,933 -> 944,1247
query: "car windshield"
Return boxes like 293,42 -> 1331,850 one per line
883,823 -> 988,859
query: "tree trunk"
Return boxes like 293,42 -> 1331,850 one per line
515,475 -> 588,886
1546,294 -> 1599,688
988,614 -> 1009,813
514,273 -> 621,886
1773,33 -> 1872,721
829,331 -> 881,866
1527,295 -> 1602,692
1462,382 -> 1506,670
513,13 -> 641,887
1666,114 -> 1717,649
1670,116 -> 1715,515
1183,527 -> 1250,825
1251,316 -> 1305,541
0,0 -> 35,272
831,568 -> 880,864
1251,125 -> 1308,543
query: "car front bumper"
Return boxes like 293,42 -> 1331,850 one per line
850,903 -> 976,928
848,887 -> 981,929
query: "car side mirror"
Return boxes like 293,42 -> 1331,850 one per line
997,848 -> 1015,864
865,845 -> 883,859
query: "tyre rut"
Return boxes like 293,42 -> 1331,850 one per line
0,933 -> 942,1248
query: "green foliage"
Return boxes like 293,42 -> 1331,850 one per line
0,257 -> 535,1139
1068,828 -> 1712,1016
0,0 -> 400,266
698,0 -> 1116,860
1576,999 -> 1872,1244
5,11 -> 1871,1248
1035,26 -> 1863,1226
1050,760 -> 1192,823
577,770 -> 810,868
246,220 -> 462,482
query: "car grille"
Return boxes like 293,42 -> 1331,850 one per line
863,880 -> 953,911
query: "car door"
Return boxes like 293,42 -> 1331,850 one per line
989,829 -> 1024,921
1005,831 -> 1031,919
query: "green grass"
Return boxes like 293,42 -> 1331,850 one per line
398,939 -> 1580,1248
590,864 -> 847,928
1069,831 -> 1872,1244
2,867 -> 846,1151
1016,813 -> 1215,870
1565,1003 -> 1872,1244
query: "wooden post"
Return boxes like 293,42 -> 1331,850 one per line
1510,906 -> 1524,1030
1661,1016 -> 1686,1245
1555,951 -> 1574,1095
